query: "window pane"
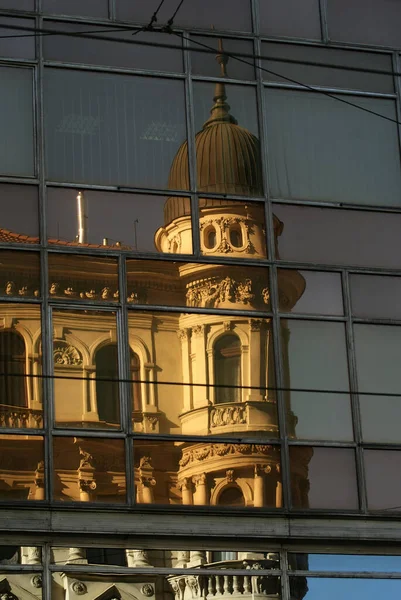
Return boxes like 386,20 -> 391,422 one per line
289,447 -> 358,510
266,89 -> 401,207
287,391 -> 353,442
290,577 -> 401,600
0,546 -> 41,564
0,435 -> 44,501
289,553 -> 401,572
279,270 -> 343,316
259,0 -> 321,39
0,184 -> 38,242
53,437 -> 126,502
365,450 -> 401,512
0,0 -> 34,8
47,188 -> 191,254
127,260 -> 270,310
43,22 -> 182,72
43,0 -> 108,18
0,251 -> 40,300
354,324 -> 401,443
350,274 -> 401,320
115,0 -> 252,32
282,320 -> 349,391
263,44 -> 393,94
44,70 -> 187,189
274,204 -> 401,269
0,17 -> 35,59
134,440 -> 281,508
52,546 -> 280,567
0,574 -> 42,598
190,36 -> 254,80
193,83 -> 261,197
328,0 -> 401,48
48,254 -> 118,302
52,310 -> 120,429
128,312 -> 276,437
0,67 -> 34,177
0,304 -> 42,429
198,199 -> 267,258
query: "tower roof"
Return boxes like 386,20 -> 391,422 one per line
165,42 -> 263,225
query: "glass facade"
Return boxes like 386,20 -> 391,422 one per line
0,0 -> 401,597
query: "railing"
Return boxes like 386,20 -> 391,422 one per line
0,404 -> 43,428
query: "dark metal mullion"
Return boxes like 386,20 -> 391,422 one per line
342,270 -> 367,513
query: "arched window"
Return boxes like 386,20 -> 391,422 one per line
95,344 -> 120,425
131,350 -> 142,412
214,334 -> 241,404
229,226 -> 243,248
0,330 -> 27,407
218,486 -> 245,506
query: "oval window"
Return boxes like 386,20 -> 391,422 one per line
229,227 -> 242,248
205,227 -> 217,249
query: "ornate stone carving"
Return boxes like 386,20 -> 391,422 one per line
18,286 -> 28,296
141,584 -> 154,597
186,276 -> 256,308
249,319 -> 263,332
101,286 -> 111,299
210,405 -> 246,428
192,473 -> 207,488
254,464 -> 272,476
49,282 -> 59,295
178,477 -> 193,492
226,469 -> 235,483
170,577 -> 186,600
53,342 -> 83,366
30,575 -> 42,589
64,287 -> 77,297
192,324 -> 205,337
5,281 -> 15,296
177,328 -> 190,341
127,287 -> 148,304
71,580 -> 87,595
180,443 -> 273,468
261,287 -> 270,304
143,415 -> 158,431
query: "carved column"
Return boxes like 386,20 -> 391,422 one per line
179,477 -> 194,505
25,547 -> 42,565
139,456 -> 156,504
191,325 -> 208,409
192,473 -> 209,506
176,551 -> 190,567
178,328 -> 192,411
189,550 -> 206,567
275,464 -> 283,508
34,460 -> 45,501
126,550 -> 152,567
254,464 -> 271,508
247,319 -> 264,402
67,548 -> 87,564
77,447 -> 96,502
82,369 -> 98,422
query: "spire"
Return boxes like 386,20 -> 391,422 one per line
203,37 -> 237,128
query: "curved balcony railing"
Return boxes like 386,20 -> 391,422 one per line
0,404 -> 43,428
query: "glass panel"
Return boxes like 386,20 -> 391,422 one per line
290,577 -> 401,599
128,312 -> 276,437
282,320 -> 349,391
0,67 -> 34,177
0,184 -> 38,242
365,450 -> 401,511
0,304 -> 42,429
279,270 -> 343,316
198,199 -> 267,258
0,435 -> 44,501
42,0 -> 109,18
350,274 -> 401,320
52,309 -> 120,429
115,0 -> 252,32
0,574 -> 42,598
44,70 -> 187,189
52,546 -> 280,568
0,17 -> 35,59
127,260 -> 270,309
190,36 -> 254,80
289,553 -> 401,572
262,43 -> 393,93
193,83 -> 261,197
259,0 -> 321,39
266,89 -> 401,207
289,447 -> 358,510
0,546 -> 41,564
328,0 -> 401,48
48,254 -> 118,302
0,251 -> 40,299
43,22 -> 183,72
47,188 -> 191,254
287,391 -> 353,442
134,440 -> 281,508
53,436 -> 126,503
0,0 -> 34,8
274,203 -> 401,269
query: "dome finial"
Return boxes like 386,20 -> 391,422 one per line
203,33 -> 237,128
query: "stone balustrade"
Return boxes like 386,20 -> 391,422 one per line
0,404 -> 43,428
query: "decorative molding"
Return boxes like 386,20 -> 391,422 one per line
71,580 -> 87,595
186,276 -> 255,308
210,405 -> 247,428
53,342 -> 83,367
30,575 -> 42,589
180,443 -> 273,468
141,584 -> 154,597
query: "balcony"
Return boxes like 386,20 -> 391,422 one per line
0,404 -> 43,428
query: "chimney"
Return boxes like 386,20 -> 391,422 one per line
76,191 -> 88,244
